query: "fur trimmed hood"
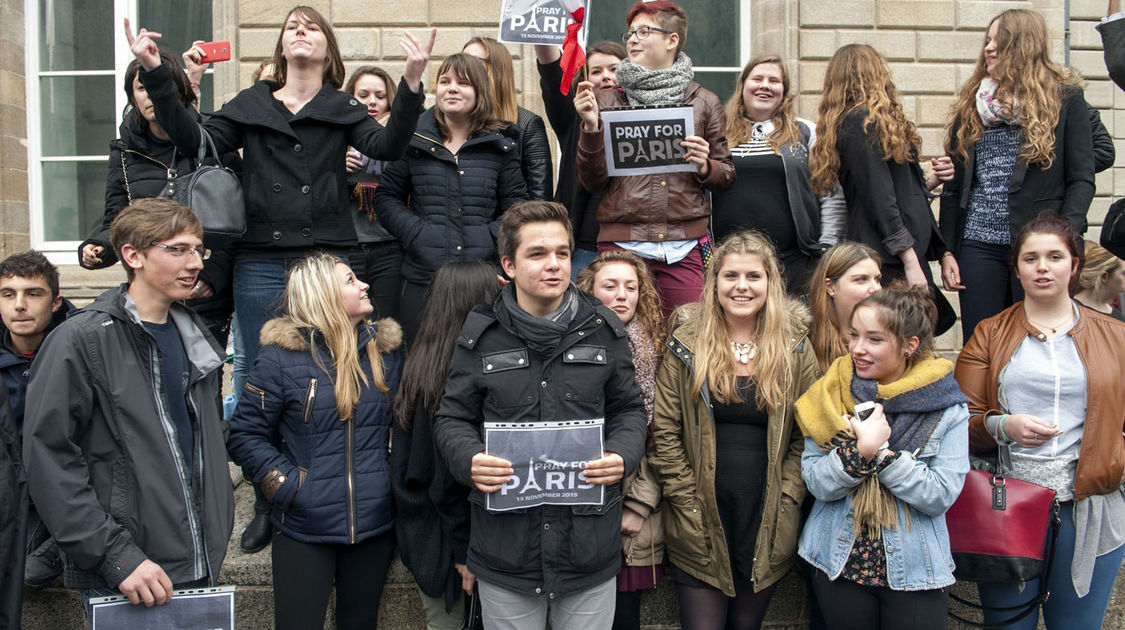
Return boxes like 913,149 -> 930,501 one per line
259,317 -> 404,355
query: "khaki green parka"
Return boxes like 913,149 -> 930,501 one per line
650,304 -> 820,596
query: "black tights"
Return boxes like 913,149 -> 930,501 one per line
811,569 -> 948,630
271,530 -> 395,630
675,579 -> 777,630
612,590 -> 642,630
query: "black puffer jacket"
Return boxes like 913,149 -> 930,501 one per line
433,287 -> 647,599
375,108 -> 528,285
228,317 -> 403,545
23,285 -> 232,589
515,107 -> 553,201
139,62 -> 424,253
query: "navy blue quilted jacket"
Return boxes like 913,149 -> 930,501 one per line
374,108 -> 528,285
228,317 -> 404,544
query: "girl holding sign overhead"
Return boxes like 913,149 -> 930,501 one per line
651,231 -> 819,630
575,0 -> 734,317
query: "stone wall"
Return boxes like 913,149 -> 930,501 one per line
0,0 -> 28,258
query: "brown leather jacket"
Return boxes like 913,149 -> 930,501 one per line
576,83 -> 735,243
955,303 -> 1125,500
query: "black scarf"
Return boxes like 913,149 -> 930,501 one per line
499,284 -> 579,356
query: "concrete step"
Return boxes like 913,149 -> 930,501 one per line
20,479 -> 1125,629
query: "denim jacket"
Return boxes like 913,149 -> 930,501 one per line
798,403 -> 969,591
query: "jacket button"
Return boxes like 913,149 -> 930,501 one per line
459,170 -> 465,175
272,231 -> 282,240
567,354 -> 575,360
272,183 -> 282,193
549,593 -> 555,599
541,381 -> 547,388
658,233 -> 665,239
543,523 -> 550,530
535,588 -> 542,594
596,355 -> 603,361
349,98 -> 359,106
294,143 -> 303,152
301,228 -> 311,237
887,545 -> 894,553
517,358 -> 524,364
456,245 -> 462,251
430,147 -> 436,152
578,331 -> 584,336
486,364 -> 493,371
301,185 -> 311,194
660,180 -> 667,186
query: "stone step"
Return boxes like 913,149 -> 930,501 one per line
20,479 -> 1125,629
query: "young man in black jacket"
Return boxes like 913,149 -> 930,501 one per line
23,199 -> 233,619
0,250 -> 75,588
434,201 -> 647,629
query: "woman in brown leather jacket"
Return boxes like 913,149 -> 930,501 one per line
574,1 -> 734,317
651,231 -> 819,630
954,214 -> 1125,630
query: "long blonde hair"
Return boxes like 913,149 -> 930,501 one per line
725,55 -> 802,152
807,242 -> 881,373
947,9 -> 1068,169
810,44 -> 921,196
283,253 -> 387,421
692,231 -> 798,412
464,37 -> 519,123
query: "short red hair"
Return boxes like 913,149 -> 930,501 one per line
625,1 -> 688,57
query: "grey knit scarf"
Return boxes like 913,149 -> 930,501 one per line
614,52 -> 694,106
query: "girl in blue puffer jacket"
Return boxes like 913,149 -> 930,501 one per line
228,252 -> 404,630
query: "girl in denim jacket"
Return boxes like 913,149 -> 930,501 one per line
794,287 -> 969,630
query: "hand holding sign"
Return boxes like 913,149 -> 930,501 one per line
119,559 -> 173,607
681,135 -> 711,177
575,81 -> 600,131
471,452 -> 514,493
581,451 -> 624,485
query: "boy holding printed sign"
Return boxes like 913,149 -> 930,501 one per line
576,1 -> 734,316
434,201 -> 647,629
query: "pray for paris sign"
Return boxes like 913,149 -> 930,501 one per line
601,105 -> 696,176
485,419 -> 605,511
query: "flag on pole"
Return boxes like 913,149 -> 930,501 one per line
558,0 -> 587,94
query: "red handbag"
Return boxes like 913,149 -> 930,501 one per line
945,446 -> 1061,628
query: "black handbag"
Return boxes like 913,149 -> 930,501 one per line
161,124 -> 246,237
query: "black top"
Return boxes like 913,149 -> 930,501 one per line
144,319 -> 193,470
712,376 -> 769,581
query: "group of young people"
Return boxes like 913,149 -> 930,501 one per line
2,1 -> 1125,630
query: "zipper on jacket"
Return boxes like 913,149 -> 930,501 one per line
301,378 -> 318,423
146,341 -> 205,579
245,382 -> 266,409
346,417 -> 356,543
186,390 -> 214,584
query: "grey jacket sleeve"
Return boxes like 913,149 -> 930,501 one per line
23,324 -> 148,588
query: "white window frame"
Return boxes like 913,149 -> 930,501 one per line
25,0 -> 211,266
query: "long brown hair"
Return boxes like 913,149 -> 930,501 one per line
269,6 -> 346,89
725,55 -> 801,151
434,54 -> 506,141
947,9 -> 1068,169
344,66 -> 397,107
810,44 -> 921,196
691,231 -> 799,411
393,261 -> 500,428
807,242 -> 881,373
576,250 -> 667,350
464,37 -> 519,123
852,286 -> 937,371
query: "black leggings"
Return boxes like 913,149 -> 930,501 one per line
674,574 -> 777,630
271,530 -> 396,630
811,569 -> 948,630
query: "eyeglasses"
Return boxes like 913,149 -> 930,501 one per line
621,25 -> 673,44
150,241 -> 211,260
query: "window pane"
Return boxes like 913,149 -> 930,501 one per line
39,75 -> 117,157
41,161 -> 106,242
140,0 -> 212,57
39,0 -> 114,71
586,1 -> 740,68
694,71 -> 739,104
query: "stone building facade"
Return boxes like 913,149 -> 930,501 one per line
3,0 -> 1122,335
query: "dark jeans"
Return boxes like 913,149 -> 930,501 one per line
810,569 -> 948,630
271,530 -> 395,630
349,241 -> 403,321
957,239 -> 1024,343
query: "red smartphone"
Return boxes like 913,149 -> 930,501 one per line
198,41 -> 231,64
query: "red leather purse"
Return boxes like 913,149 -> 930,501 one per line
945,446 -> 1061,628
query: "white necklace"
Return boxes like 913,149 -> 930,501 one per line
730,339 -> 758,364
